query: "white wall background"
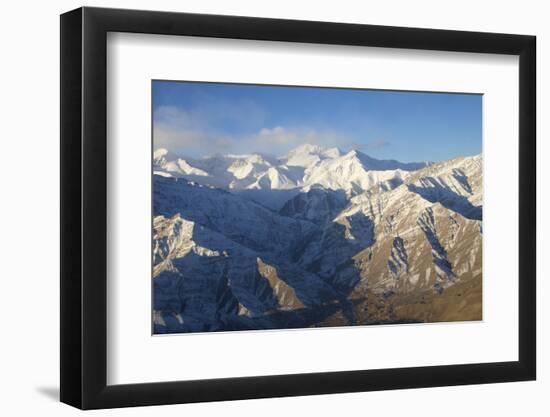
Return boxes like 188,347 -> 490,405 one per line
0,0 -> 546,415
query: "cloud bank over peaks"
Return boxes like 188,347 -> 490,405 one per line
153,105 -> 366,158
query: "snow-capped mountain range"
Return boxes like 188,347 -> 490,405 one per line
152,144 -> 482,334
153,144 -> 430,209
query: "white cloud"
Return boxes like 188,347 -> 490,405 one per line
153,126 -> 233,155
153,105 -> 234,155
154,124 -> 356,158
153,105 -> 357,157
240,126 -> 351,156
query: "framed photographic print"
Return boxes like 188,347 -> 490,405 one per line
60,6 -> 536,409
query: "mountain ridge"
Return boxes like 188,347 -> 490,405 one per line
152,144 -> 483,333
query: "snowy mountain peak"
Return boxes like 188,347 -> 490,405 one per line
287,143 -> 325,155
344,149 -> 359,158
283,144 -> 342,167
322,147 -> 342,159
154,147 -> 169,160
342,149 -> 430,172
153,147 -> 178,166
153,145 -> 433,206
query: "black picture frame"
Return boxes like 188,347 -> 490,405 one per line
60,6 -> 536,410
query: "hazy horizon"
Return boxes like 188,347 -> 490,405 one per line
154,142 -> 482,164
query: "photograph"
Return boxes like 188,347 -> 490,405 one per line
1,0 -> 542,414
152,81 -> 483,334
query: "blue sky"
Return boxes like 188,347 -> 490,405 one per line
153,80 -> 482,162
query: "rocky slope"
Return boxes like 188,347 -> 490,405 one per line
152,145 -> 482,333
